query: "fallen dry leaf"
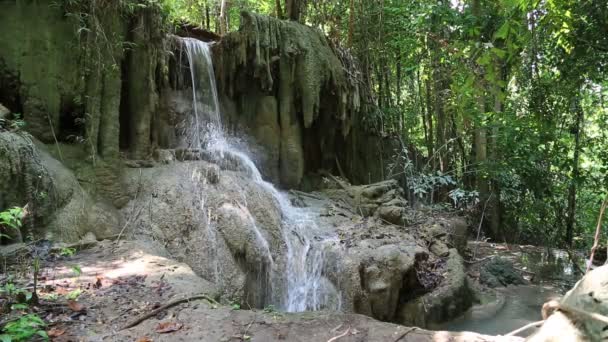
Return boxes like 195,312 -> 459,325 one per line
155,321 -> 183,333
136,337 -> 153,342
94,276 -> 103,289
67,300 -> 85,312
47,327 -> 66,337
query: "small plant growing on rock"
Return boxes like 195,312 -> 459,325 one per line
9,113 -> 26,131
0,207 -> 23,238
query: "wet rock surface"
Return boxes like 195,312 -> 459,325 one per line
480,258 -> 527,288
114,156 -> 474,326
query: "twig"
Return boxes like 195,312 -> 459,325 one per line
120,294 -> 219,330
587,196 -> 608,273
504,320 -> 544,336
115,202 -> 146,243
327,326 -> 350,342
290,190 -> 323,200
463,255 -> 495,264
473,193 -> 493,259
394,327 -> 418,341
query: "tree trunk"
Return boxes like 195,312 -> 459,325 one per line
285,0 -> 301,21
275,0 -> 283,19
205,4 -> 210,30
347,0 -> 355,47
219,0 -> 228,35
566,96 -> 584,246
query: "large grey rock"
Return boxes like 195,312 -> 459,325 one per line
397,250 -> 472,327
0,103 -> 9,120
0,132 -> 121,242
528,265 -> 608,341
121,161 -> 284,305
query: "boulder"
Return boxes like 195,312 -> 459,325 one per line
398,250 -> 472,327
480,258 -> 526,288
121,160 -> 285,305
0,132 -> 122,242
0,103 -> 9,120
528,264 -> 608,341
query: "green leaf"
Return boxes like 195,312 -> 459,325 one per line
11,304 -> 28,311
495,22 -> 510,40
491,47 -> 507,59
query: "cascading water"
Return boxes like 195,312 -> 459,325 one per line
179,37 -> 340,312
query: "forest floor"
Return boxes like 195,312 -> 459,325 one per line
0,239 -> 526,342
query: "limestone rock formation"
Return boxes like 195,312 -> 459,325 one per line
0,132 -> 121,242
120,160 -> 285,307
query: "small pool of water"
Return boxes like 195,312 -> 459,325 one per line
436,285 -> 560,337
435,242 -> 583,337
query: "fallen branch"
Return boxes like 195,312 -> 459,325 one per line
463,255 -> 495,264
327,326 -> 350,342
504,320 -> 544,336
120,294 -> 219,330
473,193 -> 493,259
289,190 -> 323,200
394,327 -> 418,341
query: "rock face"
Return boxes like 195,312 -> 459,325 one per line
120,160 -> 285,307
0,1 -> 165,161
210,12 -> 398,188
0,132 -> 121,242
0,5 -> 472,329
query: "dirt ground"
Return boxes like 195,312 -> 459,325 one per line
1,239 -> 523,342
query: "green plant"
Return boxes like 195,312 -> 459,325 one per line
59,247 -> 76,257
60,248 -> 76,257
0,207 -> 23,239
42,293 -> 58,302
0,314 -> 47,341
262,305 -> 276,313
8,114 -> 26,131
230,301 -> 241,310
66,289 -> 82,300
70,265 -> 82,277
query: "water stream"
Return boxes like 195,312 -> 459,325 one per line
437,242 -> 580,337
179,38 -> 339,312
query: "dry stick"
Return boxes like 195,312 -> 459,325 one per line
473,193 -> 493,259
115,203 -> 146,243
394,327 -> 418,341
504,320 -> 544,336
120,294 -> 219,330
586,196 -> 608,273
327,327 -> 350,342
543,300 -> 608,325
463,255 -> 496,264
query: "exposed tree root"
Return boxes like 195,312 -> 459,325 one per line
120,294 -> 219,330
327,326 -> 350,342
394,327 -> 418,341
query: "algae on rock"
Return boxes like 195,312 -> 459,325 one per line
213,12 -> 361,188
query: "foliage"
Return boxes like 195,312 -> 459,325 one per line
0,207 -> 23,240
66,289 -> 82,300
59,247 -> 77,257
0,314 -> 47,342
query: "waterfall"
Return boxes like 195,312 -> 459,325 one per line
179,37 -> 340,312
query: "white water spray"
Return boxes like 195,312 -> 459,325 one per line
180,37 -> 340,312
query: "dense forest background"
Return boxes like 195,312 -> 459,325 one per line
162,0 -> 605,248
